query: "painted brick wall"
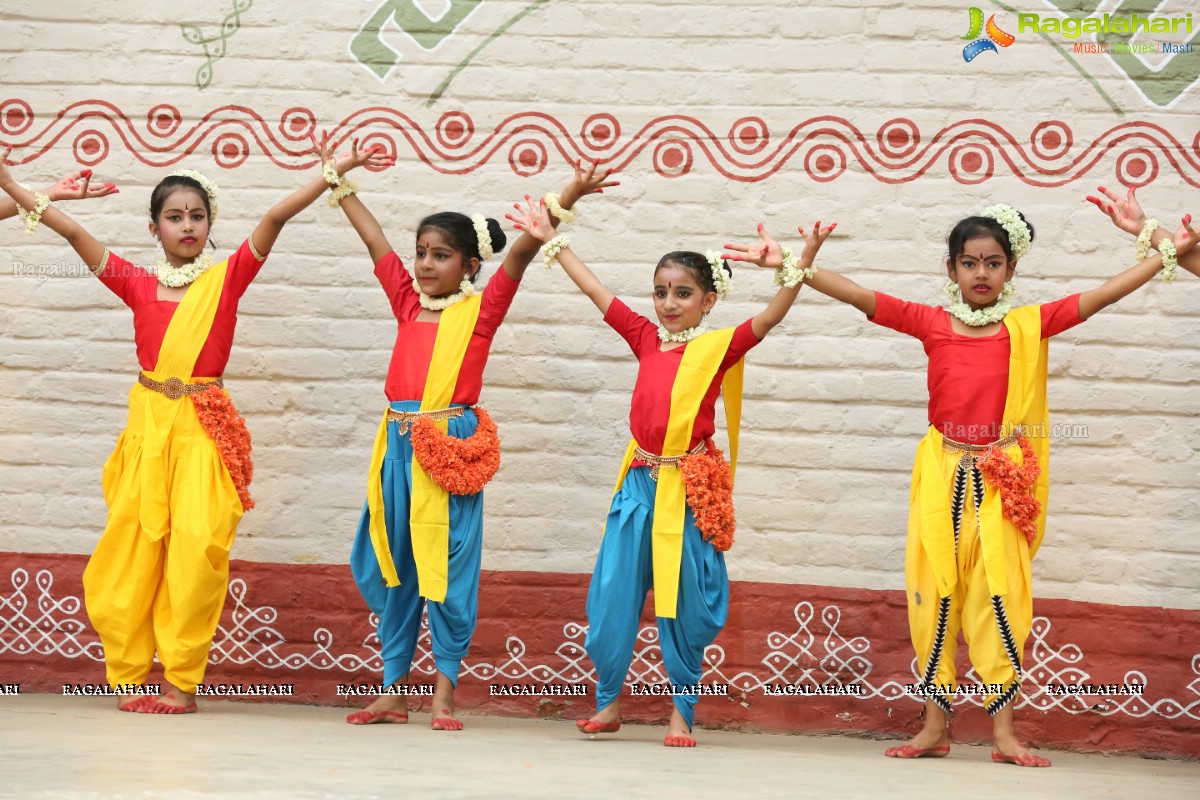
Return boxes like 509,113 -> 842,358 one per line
3,0 -> 1197,606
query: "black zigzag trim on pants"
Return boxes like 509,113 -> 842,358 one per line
985,594 -> 1024,715
950,465 -> 967,547
920,595 -> 954,714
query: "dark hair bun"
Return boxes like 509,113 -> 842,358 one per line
486,217 -> 507,254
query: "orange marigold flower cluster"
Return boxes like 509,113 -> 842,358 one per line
191,385 -> 255,511
410,407 -> 501,496
975,435 -> 1041,545
679,438 -> 736,552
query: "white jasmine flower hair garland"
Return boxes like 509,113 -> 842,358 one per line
981,204 -> 1031,260
412,276 -> 476,311
472,214 -> 494,261
167,169 -> 219,225
705,250 -> 732,300
943,278 -> 1017,326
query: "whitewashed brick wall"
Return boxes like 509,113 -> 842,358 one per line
1,1 -> 1197,608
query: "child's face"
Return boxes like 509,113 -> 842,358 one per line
414,228 -> 477,297
653,264 -> 716,333
947,235 -> 1016,310
149,188 -> 210,265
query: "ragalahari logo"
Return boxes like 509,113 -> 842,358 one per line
962,7 -> 1016,62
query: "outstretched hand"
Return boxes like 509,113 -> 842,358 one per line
0,145 -> 15,187
1086,185 -> 1146,236
309,132 -> 395,174
48,169 -> 118,201
566,159 -> 620,198
1170,214 -> 1198,256
797,219 -> 837,260
506,195 -> 556,243
722,223 -> 786,269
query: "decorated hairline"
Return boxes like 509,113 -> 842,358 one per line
165,169 -> 220,225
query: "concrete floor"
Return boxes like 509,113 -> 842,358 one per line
1,695 -> 1196,799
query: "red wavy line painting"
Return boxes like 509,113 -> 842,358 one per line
1,100 -> 1197,189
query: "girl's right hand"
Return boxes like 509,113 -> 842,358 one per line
506,195 -> 555,243
47,169 -> 118,201
0,145 -> 15,187
722,223 -> 785,269
1086,185 -> 1146,236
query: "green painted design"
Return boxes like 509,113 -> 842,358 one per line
351,0 -> 484,80
992,0 -> 1124,118
1097,0 -> 1200,107
426,0 -> 552,107
181,0 -> 253,91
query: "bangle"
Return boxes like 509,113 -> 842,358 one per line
1135,219 -> 1160,260
16,186 -> 52,236
544,193 -> 576,224
774,245 -> 816,288
1158,237 -> 1178,283
322,160 -> 343,187
328,178 -> 360,207
540,234 -> 570,268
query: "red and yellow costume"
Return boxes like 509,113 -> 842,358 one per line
870,291 -> 1082,713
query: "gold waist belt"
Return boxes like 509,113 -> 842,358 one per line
942,429 -> 1022,468
633,440 -> 708,480
386,406 -> 466,435
137,373 -> 223,400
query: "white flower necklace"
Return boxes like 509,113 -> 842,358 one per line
154,253 -> 215,288
658,324 -> 708,344
945,279 -> 1016,326
413,277 -> 476,311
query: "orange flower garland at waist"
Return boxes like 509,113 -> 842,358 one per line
975,434 -> 1041,545
409,406 -> 501,496
679,438 -> 736,552
191,384 -> 255,511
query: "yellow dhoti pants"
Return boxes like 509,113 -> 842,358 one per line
82,382 -> 242,692
907,442 -> 1033,715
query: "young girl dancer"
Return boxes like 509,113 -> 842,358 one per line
340,162 -> 617,730
510,200 -> 835,747
0,136 -> 389,713
725,206 -> 1197,766
0,165 -> 117,223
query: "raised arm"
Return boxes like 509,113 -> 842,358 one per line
501,160 -> 619,283
250,133 -> 394,260
721,222 -> 836,339
507,195 -> 615,315
0,147 -> 108,272
1077,214 -> 1197,319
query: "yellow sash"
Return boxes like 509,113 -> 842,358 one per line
609,329 -> 744,619
914,305 -> 1048,598
138,261 -> 230,541
365,296 -> 482,599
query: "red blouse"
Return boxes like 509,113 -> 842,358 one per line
869,292 -> 1084,443
604,298 -> 760,454
375,252 -> 519,404
97,240 -> 265,377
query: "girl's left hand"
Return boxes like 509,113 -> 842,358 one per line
1170,214 -> 1198,255
1086,185 -> 1146,236
566,159 -> 620,198
506,195 -> 555,243
722,223 -> 784,269
48,169 -> 119,201
798,219 -> 837,259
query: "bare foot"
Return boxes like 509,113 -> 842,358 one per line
346,682 -> 409,725
663,708 -> 696,747
140,684 -> 197,714
884,699 -> 949,758
117,693 -> 151,712
992,706 -> 1050,767
576,699 -> 621,734
430,673 -> 462,731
